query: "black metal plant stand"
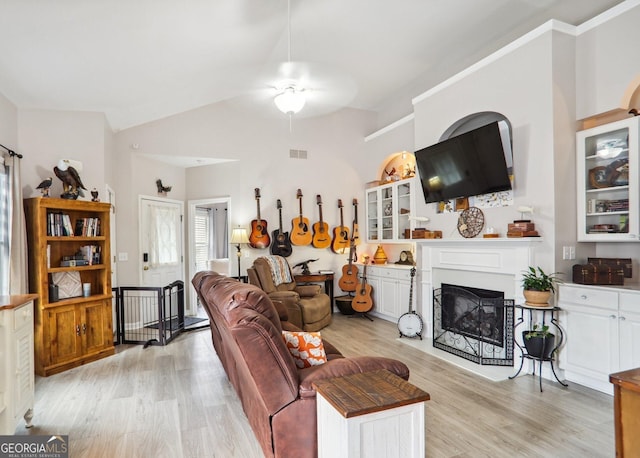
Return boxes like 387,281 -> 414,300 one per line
510,304 -> 568,392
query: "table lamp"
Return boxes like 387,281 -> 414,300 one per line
230,227 -> 250,279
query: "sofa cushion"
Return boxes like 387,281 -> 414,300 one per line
282,331 -> 328,368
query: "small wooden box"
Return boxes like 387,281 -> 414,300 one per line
588,257 -> 632,278
508,222 -> 536,231
572,263 -> 625,285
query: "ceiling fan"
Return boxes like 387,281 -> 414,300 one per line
241,0 -> 357,118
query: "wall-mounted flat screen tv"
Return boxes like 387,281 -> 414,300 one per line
415,120 -> 513,204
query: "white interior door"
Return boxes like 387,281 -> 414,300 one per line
139,196 -> 184,287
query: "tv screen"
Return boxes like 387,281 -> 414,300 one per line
415,121 -> 513,204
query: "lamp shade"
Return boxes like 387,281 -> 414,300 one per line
274,87 -> 306,114
230,227 -> 249,244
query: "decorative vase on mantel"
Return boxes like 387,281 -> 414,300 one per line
523,289 -> 552,307
373,245 -> 388,265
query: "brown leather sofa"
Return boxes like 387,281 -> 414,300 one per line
192,271 -> 410,458
248,256 -> 332,331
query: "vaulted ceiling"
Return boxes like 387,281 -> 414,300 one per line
0,0 -> 624,131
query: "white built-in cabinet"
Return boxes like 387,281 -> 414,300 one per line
559,284 -> 640,394
577,116 -> 639,241
361,265 -> 414,322
365,178 -> 417,243
0,295 -> 36,434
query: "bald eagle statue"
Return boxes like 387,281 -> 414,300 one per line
54,159 -> 86,199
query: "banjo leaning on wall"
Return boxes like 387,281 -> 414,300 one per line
398,266 -> 423,340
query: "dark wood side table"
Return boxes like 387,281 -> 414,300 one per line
312,369 -> 430,457
610,368 -> 640,457
294,272 -> 334,313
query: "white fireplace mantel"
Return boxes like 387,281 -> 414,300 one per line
416,238 -> 542,335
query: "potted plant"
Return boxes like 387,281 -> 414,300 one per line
522,323 -> 556,360
521,266 -> 561,306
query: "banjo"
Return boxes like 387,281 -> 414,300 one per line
398,267 -> 423,340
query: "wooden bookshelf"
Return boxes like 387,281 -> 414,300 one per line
24,197 -> 114,376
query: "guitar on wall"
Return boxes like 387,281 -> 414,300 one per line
351,198 -> 361,247
271,199 -> 292,257
290,189 -> 312,246
332,199 -> 350,253
312,195 -> 331,249
352,256 -> 374,315
338,239 -> 358,293
249,188 -> 270,249
397,267 -> 423,340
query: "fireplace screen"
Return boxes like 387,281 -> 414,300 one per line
433,285 -> 514,366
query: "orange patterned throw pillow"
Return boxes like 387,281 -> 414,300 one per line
282,331 -> 327,368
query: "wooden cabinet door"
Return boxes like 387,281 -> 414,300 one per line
82,300 -> 111,355
48,305 -> 82,365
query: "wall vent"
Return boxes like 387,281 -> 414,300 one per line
289,149 -> 308,159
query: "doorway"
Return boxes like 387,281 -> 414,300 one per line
139,195 -> 185,290
187,197 -> 230,313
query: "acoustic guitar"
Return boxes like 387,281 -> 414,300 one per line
331,199 -> 350,253
249,188 -> 270,249
312,195 -> 331,249
352,256 -> 373,313
271,199 -> 292,257
338,239 -> 358,292
290,189 -> 312,246
351,198 -> 361,247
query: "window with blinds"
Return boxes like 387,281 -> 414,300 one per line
194,207 -> 210,272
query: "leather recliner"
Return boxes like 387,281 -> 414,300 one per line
248,256 -> 332,331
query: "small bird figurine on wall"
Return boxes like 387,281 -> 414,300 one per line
36,177 -> 53,197
91,188 -> 99,202
156,179 -> 172,195
54,159 -> 86,199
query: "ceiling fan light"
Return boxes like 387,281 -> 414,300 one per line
274,87 -> 306,114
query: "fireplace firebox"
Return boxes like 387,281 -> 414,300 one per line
433,285 -> 514,366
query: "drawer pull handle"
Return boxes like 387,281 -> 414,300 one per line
76,324 -> 81,336
610,314 -> 617,319
580,295 -> 587,300
619,316 -> 626,321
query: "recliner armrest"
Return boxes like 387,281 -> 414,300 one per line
297,356 -> 410,399
295,284 -> 322,297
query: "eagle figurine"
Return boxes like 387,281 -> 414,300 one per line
156,179 -> 172,194
54,159 -> 86,199
36,177 -> 53,197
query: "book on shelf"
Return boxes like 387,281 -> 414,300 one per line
47,212 -> 74,236
74,217 -> 101,236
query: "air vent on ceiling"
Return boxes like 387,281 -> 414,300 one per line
289,149 -> 308,159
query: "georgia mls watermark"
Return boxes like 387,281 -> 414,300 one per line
0,435 -> 68,458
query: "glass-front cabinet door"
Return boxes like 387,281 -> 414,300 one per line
577,117 -> 639,241
381,185 -> 394,240
396,180 -> 413,240
365,178 -> 417,242
366,188 -> 380,241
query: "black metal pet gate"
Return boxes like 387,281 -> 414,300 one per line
114,280 -> 187,347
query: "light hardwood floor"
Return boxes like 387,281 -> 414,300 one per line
16,313 -> 614,457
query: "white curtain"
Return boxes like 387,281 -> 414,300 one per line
0,156 -> 9,294
0,151 -> 27,295
149,203 -> 180,267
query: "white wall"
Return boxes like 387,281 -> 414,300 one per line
411,30 -> 557,273
576,2 -> 640,120
0,92 -> 17,149
18,109 -> 111,200
113,103 -> 378,291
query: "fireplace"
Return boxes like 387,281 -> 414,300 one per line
433,284 -> 513,366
